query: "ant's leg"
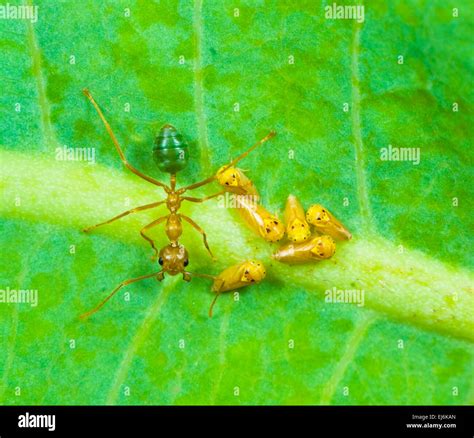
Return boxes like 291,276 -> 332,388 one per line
140,215 -> 169,260
83,89 -> 170,191
181,190 -> 226,203
179,214 -> 214,260
79,270 -> 162,320
178,131 -> 276,193
83,201 -> 165,233
177,174 -> 216,193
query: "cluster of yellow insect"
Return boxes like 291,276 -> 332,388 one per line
273,197 -> 352,263
79,89 -> 351,319
217,164 -> 352,264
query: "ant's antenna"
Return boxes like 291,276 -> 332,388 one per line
80,271 -> 162,320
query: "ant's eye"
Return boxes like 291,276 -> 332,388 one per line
158,257 -> 164,266
184,259 -> 189,267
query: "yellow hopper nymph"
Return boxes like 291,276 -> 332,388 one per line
234,195 -> 285,242
208,260 -> 266,317
216,166 -> 259,198
306,204 -> 352,240
272,235 -> 336,264
284,195 -> 312,243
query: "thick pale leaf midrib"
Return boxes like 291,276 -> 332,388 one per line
1,151 -> 473,342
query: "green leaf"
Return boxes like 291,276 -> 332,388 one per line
0,0 -> 472,405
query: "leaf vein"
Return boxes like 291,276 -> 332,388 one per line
351,14 -> 374,234
105,280 -> 175,405
25,0 -> 56,149
193,0 -> 212,174
319,313 -> 376,404
210,307 -> 231,404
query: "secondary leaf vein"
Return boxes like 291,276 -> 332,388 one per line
105,280 -> 175,405
25,0 -> 56,149
351,14 -> 374,235
319,313 -> 376,404
193,0 -> 212,174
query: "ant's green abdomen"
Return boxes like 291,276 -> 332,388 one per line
153,124 -> 188,174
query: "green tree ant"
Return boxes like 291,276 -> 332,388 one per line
79,89 -> 274,318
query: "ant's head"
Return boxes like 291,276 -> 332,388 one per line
158,243 -> 189,276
